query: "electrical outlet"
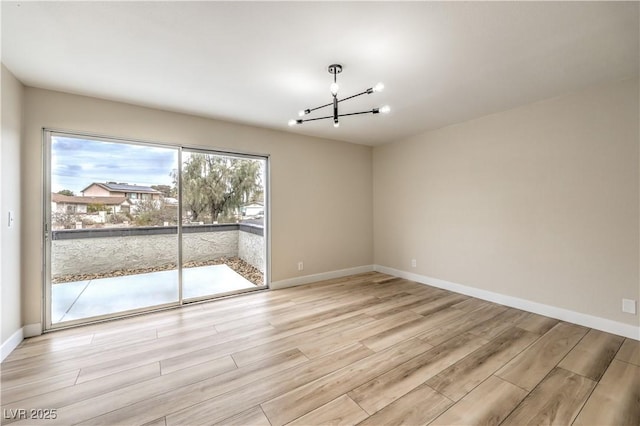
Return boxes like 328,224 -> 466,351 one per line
297,261 -> 304,271
622,298 -> 637,314
411,259 -> 417,268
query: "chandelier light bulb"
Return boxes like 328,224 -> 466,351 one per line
330,82 -> 339,96
380,105 -> 391,114
288,119 -> 297,126
373,82 -> 385,92
298,110 -> 305,117
334,120 -> 340,128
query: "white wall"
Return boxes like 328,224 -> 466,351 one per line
21,87 -> 374,329
374,78 -> 639,330
1,64 -> 23,356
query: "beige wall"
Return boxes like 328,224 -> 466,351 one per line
21,88 -> 373,328
12,76 -> 639,333
1,65 -> 23,345
82,185 -> 112,197
374,77 -> 639,326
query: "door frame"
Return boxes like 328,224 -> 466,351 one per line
42,129 -> 271,331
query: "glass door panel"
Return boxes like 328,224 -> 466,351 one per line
181,150 -> 267,301
47,133 -> 180,326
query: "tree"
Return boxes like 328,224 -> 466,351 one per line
134,199 -> 177,226
87,203 -> 106,213
52,212 -> 80,229
151,184 -> 176,198
57,189 -> 75,196
177,154 -> 262,223
177,155 -> 208,222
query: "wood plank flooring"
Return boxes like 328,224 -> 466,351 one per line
1,272 -> 638,425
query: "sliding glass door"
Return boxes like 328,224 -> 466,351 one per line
44,131 -> 268,329
181,149 -> 267,301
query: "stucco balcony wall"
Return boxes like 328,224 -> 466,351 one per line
51,224 -> 264,277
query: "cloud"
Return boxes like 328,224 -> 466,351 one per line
51,136 -> 178,193
54,164 -> 83,177
51,137 -> 87,152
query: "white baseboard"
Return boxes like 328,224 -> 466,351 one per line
1,323 -> 42,362
374,265 -> 639,341
1,327 -> 24,362
271,265 -> 374,290
23,323 -> 42,338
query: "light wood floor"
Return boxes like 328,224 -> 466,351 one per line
1,272 -> 639,425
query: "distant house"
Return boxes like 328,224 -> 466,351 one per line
81,182 -> 162,202
163,197 -> 179,205
51,193 -> 131,214
241,203 -> 264,218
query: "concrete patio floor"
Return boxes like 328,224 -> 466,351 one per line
52,264 -> 257,323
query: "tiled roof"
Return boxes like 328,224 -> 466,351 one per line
81,182 -> 161,193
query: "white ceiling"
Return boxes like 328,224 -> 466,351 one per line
2,1 -> 638,146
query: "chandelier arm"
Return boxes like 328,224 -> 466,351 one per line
299,114 -> 334,123
305,101 -> 333,113
337,89 -> 371,103
294,108 -> 385,125
301,89 -> 373,114
338,109 -> 378,117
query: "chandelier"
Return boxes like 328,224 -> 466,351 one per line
288,64 -> 390,128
